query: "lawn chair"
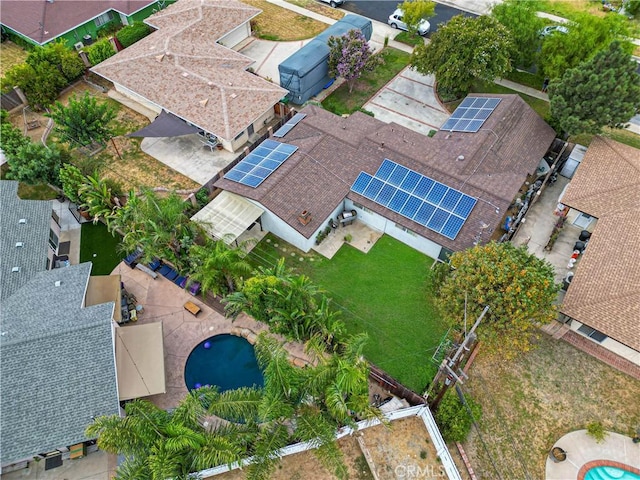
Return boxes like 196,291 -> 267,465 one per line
174,276 -> 188,288
148,258 -> 162,271
189,282 -> 201,296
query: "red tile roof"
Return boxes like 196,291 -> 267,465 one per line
1,1 -> 157,45
215,96 -> 556,252
560,136 -> 640,351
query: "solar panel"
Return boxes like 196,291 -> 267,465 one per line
224,139 -> 297,188
441,97 -> 501,133
349,159 -> 477,240
273,113 -> 307,138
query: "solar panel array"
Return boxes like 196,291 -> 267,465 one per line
350,159 -> 477,240
224,139 -> 297,188
440,97 -> 501,133
273,112 -> 307,138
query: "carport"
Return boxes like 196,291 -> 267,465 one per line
191,191 -> 264,244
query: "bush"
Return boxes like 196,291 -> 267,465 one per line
586,421 -> 608,443
195,187 -> 210,207
625,0 -> 640,16
116,22 -> 151,48
435,391 -> 482,442
87,39 -> 116,66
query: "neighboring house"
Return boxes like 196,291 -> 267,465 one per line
0,0 -> 173,48
559,136 -> 640,366
209,95 -> 556,259
91,0 -> 287,153
0,181 -> 165,471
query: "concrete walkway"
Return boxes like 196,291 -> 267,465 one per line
546,430 -> 640,479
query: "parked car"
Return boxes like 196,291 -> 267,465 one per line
388,9 -> 430,36
539,25 -> 569,37
317,0 -> 344,7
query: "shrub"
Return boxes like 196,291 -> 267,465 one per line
87,39 -> 116,66
195,187 -> 210,206
586,421 -> 607,443
435,391 -> 482,442
625,0 -> 640,16
116,22 -> 151,48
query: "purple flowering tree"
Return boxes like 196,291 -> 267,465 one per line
328,29 -> 383,93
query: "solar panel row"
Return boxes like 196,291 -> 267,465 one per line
441,97 -> 501,133
350,159 -> 477,240
273,112 -> 307,138
224,139 -> 298,187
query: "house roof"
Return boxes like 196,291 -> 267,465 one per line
91,0 -> 287,142
0,181 -> 51,302
560,136 -> 640,351
0,263 -> 119,465
215,96 -> 556,252
0,1 -> 158,45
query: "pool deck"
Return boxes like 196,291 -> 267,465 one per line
546,430 -> 640,479
113,262 -> 314,410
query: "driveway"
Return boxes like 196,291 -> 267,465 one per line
364,67 -> 450,135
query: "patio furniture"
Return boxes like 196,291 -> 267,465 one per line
184,301 -> 201,316
163,267 -> 179,281
124,249 -> 143,268
148,258 -> 162,271
135,263 -> 158,279
338,209 -> 357,226
174,275 -> 188,288
189,282 -> 201,296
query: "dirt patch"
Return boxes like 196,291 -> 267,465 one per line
287,0 -> 345,21
243,0 -> 332,41
0,41 -> 28,77
462,335 -> 640,479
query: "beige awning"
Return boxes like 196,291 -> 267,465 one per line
191,191 -> 264,244
115,322 -> 166,401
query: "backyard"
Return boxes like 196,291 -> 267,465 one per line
79,222 -> 123,275
463,335 -> 640,479
248,234 -> 446,392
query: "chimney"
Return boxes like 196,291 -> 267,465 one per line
298,210 -> 312,226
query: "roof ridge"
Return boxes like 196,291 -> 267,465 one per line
599,136 -> 640,173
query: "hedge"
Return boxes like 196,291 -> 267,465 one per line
116,22 -> 151,48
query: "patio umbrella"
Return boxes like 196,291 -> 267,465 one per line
127,110 -> 200,138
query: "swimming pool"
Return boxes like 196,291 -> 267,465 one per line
584,466 -> 640,480
184,334 -> 264,392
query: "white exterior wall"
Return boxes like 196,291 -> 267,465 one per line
257,206 -> 317,253
568,319 -> 640,366
219,22 -> 251,49
346,200 -> 443,260
114,84 -> 162,115
229,108 -> 276,152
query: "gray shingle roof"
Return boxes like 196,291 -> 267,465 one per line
0,181 -> 51,302
215,97 -> 555,252
1,263 -> 119,465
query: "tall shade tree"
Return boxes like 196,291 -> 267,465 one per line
411,15 -> 512,98
539,13 -> 631,79
328,29 -> 383,93
491,0 -> 545,68
396,0 -> 436,35
5,142 -> 68,187
188,237 -> 253,296
47,91 -> 117,147
435,242 -> 558,359
549,41 -> 640,135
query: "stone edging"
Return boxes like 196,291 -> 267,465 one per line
577,460 -> 640,479
229,326 -> 311,368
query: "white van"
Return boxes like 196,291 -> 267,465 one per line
388,9 -> 430,36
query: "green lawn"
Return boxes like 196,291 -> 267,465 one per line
80,222 -> 123,275
322,47 -> 411,116
471,79 -> 550,119
248,234 -> 446,392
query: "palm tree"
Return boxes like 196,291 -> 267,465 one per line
188,238 -> 252,296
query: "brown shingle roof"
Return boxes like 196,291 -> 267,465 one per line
215,96 -> 555,252
1,1 -> 157,45
91,0 -> 286,142
560,137 -> 640,351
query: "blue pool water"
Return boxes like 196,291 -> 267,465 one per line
184,334 -> 264,392
585,466 -> 640,480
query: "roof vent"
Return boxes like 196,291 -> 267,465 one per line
230,93 -> 237,99
182,72 -> 189,77
457,155 -> 465,161
12,267 -> 21,273
19,218 -> 27,224
55,280 -> 62,287
15,242 -> 24,248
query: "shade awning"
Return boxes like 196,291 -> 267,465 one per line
126,110 -> 200,138
115,322 -> 166,401
191,191 -> 264,244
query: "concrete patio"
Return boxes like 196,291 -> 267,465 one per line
313,219 -> 383,259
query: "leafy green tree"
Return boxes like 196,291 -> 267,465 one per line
0,122 -> 30,158
79,173 -> 117,222
539,13 -> 631,79
5,142 -> 67,186
328,29 -> 383,94
58,163 -> 86,203
188,238 -> 253,296
396,0 -> 436,35
549,41 -> 640,135
411,15 -> 513,98
87,39 -> 116,66
435,390 -> 481,442
491,0 -> 545,68
436,242 -> 558,359
26,42 -> 85,82
47,91 -> 116,146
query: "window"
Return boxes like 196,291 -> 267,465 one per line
577,324 -> 607,343
94,11 -> 114,27
396,224 -> 416,236
352,202 -> 372,214
49,229 -> 59,252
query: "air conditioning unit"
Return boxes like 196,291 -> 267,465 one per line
74,41 -> 84,51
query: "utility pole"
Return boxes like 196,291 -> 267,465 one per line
426,305 -> 489,411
